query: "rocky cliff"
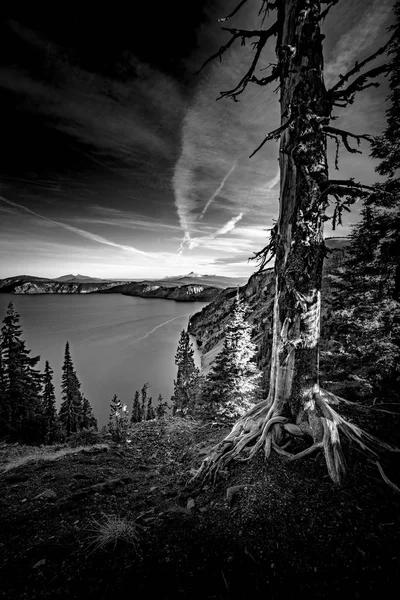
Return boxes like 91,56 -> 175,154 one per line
188,239 -> 349,372
102,282 -> 220,302
11,281 -> 124,294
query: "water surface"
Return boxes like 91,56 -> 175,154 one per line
0,294 -> 208,426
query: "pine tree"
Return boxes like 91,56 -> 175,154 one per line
42,361 -> 59,443
131,390 -> 142,423
206,294 -> 261,419
81,395 -> 97,430
322,6 -> 400,404
59,342 -> 83,436
0,302 -> 43,442
140,382 -> 149,421
146,396 -> 156,421
155,393 -> 168,419
171,330 -> 201,416
108,393 -> 129,443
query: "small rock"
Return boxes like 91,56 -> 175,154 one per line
33,489 -> 57,501
33,559 -> 46,569
21,498 -> 27,503
226,485 -> 250,507
149,486 -> 158,492
187,498 -> 195,511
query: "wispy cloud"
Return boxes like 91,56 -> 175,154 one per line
0,195 -> 149,256
199,160 -> 238,219
324,0 -> 392,85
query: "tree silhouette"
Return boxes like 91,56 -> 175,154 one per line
59,342 -> 83,436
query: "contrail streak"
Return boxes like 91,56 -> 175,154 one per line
0,195 -> 149,256
199,160 -> 237,220
131,314 -> 187,345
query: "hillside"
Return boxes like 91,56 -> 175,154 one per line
0,417 -> 398,600
0,273 -> 247,301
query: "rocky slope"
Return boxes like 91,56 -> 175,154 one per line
188,238 -> 349,371
102,281 -> 220,302
11,281 -> 124,294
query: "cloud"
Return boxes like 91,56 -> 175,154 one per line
0,195 -> 149,256
0,20 -> 185,170
324,0 -> 393,85
199,160 -> 238,219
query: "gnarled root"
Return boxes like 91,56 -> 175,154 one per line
191,387 -> 399,486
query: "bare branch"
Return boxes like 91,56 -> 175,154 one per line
329,39 -> 392,94
323,126 -> 372,154
197,21 -> 279,101
258,1 -> 279,26
332,64 -> 389,106
320,1 -> 340,21
250,223 -> 278,270
249,117 -> 294,158
217,0 -> 249,23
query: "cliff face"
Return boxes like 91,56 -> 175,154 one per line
188,270 -> 275,371
9,281 -> 123,294
104,282 -> 220,302
188,241 -> 349,372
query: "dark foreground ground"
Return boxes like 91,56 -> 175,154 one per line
0,416 -> 399,600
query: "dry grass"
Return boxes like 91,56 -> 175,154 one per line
2,444 -> 109,473
87,514 -> 141,553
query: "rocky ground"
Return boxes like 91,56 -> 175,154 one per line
0,416 -> 399,600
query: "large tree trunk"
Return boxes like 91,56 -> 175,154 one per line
193,0 -> 392,485
270,0 -> 328,444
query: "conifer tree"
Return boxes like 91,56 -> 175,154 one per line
140,382 -> 149,421
0,302 -> 43,442
42,360 -> 59,443
323,5 -> 400,403
146,396 -> 156,420
108,393 -> 129,442
155,393 -> 168,419
171,330 -> 201,416
130,390 -> 142,423
59,342 -> 83,436
81,395 -> 98,430
206,294 -> 261,419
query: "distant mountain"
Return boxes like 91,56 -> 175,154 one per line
54,274 -> 109,283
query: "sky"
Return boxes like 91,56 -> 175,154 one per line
0,0 -> 395,279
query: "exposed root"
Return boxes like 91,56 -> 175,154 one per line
191,387 -> 399,487
375,461 -> 400,494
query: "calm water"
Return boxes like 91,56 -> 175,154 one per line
0,294 -> 208,426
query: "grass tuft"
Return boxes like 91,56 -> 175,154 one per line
87,514 -> 141,553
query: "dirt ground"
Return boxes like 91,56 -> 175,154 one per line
0,417 -> 399,599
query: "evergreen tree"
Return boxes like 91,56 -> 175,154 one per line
322,7 -> 400,404
140,382 -> 149,421
171,330 -> 201,416
155,393 -> 168,419
206,294 -> 261,419
146,396 -> 156,421
59,342 -> 83,436
131,390 -> 142,423
81,395 -> 98,430
0,302 -> 43,442
42,361 -> 59,443
108,394 -> 129,443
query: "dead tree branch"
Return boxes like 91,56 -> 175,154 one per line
328,39 -> 392,98
217,0 -> 249,23
197,22 -> 279,100
320,1 -> 341,21
249,116 -> 294,158
332,64 -> 389,106
323,126 -> 373,154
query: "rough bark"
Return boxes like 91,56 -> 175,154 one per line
193,0 -> 396,486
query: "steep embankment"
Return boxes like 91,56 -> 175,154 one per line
104,281 -> 220,302
188,238 -> 349,371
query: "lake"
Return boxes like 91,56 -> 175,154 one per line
0,294 -> 209,426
